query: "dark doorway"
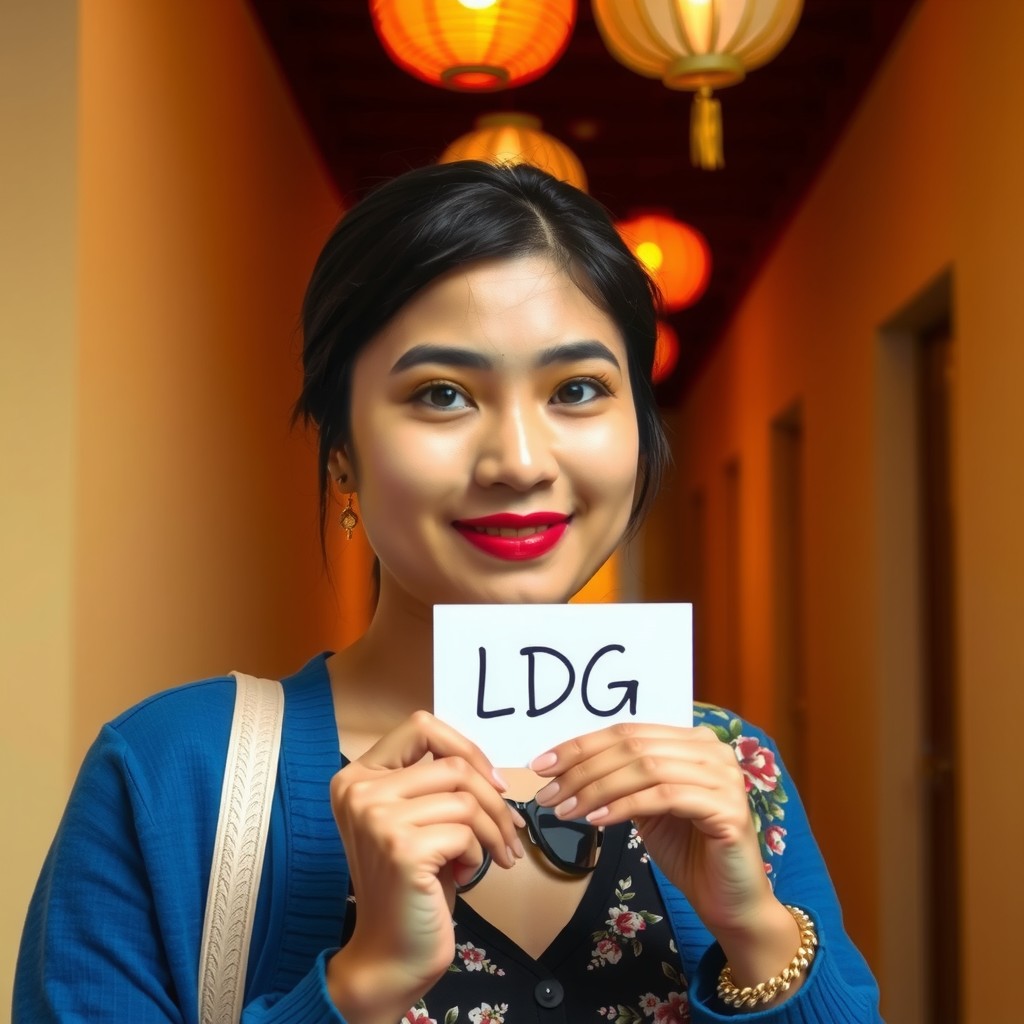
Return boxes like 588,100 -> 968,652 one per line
918,317 -> 961,1022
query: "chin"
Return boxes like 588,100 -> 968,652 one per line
462,571 -> 599,607
446,586 -> 573,607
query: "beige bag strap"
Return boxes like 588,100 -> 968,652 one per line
198,673 -> 285,1024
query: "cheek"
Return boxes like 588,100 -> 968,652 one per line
353,418 -> 464,515
565,415 -> 640,491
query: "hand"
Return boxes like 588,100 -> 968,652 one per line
530,724 -> 787,956
326,711 -> 523,1024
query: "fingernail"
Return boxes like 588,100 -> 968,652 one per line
586,806 -> 610,823
534,780 -> 559,805
554,796 -> 578,818
510,807 -> 527,829
529,751 -> 557,772
513,837 -> 526,859
492,768 -> 509,791
506,844 -> 518,866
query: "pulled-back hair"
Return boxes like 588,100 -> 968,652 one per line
294,160 -> 670,556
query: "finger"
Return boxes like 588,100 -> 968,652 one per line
537,736 -> 733,798
566,756 -> 743,825
359,791 -> 518,869
532,733 -> 736,810
336,757 -> 523,860
360,710 -> 508,791
402,822 -> 488,890
579,777 -> 754,839
358,820 -> 485,900
346,754 -> 508,805
529,722 -> 721,776
552,741 -> 737,811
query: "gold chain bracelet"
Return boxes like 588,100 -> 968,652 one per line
716,905 -> 818,1010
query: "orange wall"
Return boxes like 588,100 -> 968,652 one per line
949,1 -> 1024,1019
645,0 -> 1023,1020
73,0 -> 371,761
2,0 -> 372,1007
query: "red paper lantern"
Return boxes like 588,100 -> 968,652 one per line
371,0 -> 577,92
617,211 -> 711,312
652,320 -> 680,383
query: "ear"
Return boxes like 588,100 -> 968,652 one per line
328,447 -> 356,490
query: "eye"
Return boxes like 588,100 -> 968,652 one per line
415,382 -> 471,411
551,377 -> 609,405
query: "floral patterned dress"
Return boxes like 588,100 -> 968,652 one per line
342,711 -> 790,1024
384,820 -> 686,1024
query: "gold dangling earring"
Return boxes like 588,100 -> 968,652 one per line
339,493 -> 359,540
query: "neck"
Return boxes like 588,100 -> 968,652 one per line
328,571 -> 435,731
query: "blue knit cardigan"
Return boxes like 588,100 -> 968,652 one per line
14,654 -> 881,1022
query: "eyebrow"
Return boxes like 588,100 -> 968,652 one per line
390,340 -> 621,374
539,341 -> 622,371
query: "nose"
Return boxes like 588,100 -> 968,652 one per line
473,399 -> 559,492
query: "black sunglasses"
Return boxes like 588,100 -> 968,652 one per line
456,798 -> 602,894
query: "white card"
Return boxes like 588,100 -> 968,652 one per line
433,603 -> 692,768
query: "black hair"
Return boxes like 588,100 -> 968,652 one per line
294,160 -> 670,558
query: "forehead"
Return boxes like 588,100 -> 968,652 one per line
372,255 -> 624,357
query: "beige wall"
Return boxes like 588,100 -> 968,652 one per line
1,0 -> 367,1009
644,0 -> 1023,1020
1,0 -> 78,1012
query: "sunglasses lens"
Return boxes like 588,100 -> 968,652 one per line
532,805 -> 600,871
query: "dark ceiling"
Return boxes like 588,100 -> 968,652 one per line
250,0 -> 919,404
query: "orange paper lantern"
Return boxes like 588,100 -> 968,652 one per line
440,113 -> 587,191
652,320 -> 680,383
371,0 -> 577,92
617,212 -> 711,312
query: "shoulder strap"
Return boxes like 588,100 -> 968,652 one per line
198,673 -> 285,1024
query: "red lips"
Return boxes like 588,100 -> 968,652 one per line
452,512 -> 571,561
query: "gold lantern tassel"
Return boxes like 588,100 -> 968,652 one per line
690,87 -> 724,170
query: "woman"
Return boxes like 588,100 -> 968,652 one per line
15,161 -> 881,1022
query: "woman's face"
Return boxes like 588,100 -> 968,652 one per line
335,254 -> 640,612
